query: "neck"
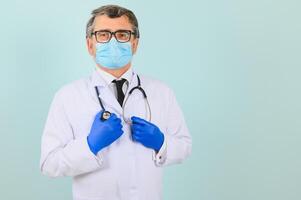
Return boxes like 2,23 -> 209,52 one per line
97,63 -> 131,78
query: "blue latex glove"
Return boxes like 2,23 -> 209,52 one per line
131,116 -> 164,152
87,111 -> 123,155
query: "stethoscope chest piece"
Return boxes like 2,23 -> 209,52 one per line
101,111 -> 111,121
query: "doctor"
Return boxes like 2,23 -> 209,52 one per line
40,4 -> 192,200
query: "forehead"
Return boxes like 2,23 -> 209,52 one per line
93,15 -> 132,31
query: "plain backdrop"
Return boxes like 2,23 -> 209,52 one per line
0,0 -> 300,200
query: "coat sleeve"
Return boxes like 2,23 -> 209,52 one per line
39,90 -> 103,177
156,88 -> 192,166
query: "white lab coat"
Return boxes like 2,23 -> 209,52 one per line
40,70 -> 192,200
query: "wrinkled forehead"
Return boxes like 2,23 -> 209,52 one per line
93,15 -> 133,31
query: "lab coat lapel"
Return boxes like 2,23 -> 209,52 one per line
90,70 -> 123,115
124,71 -> 138,101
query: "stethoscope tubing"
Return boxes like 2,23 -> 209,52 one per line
94,75 -> 151,123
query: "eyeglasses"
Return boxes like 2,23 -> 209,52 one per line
92,30 -> 136,43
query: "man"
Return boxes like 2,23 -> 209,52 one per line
40,5 -> 191,200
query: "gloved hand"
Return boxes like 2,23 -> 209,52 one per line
131,116 -> 164,152
87,111 -> 123,155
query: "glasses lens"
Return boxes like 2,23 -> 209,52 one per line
95,31 -> 111,43
115,31 -> 131,42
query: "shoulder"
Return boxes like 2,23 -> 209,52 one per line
52,75 -> 90,102
137,74 -> 176,101
138,74 -> 172,93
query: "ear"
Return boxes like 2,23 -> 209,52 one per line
86,37 -> 95,56
132,38 -> 139,55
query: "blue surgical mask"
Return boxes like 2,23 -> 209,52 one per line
95,39 -> 133,69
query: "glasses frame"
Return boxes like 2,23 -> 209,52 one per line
91,30 -> 136,43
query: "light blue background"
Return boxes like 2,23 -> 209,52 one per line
0,0 -> 300,199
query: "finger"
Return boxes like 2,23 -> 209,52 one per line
113,117 -> 122,124
131,122 -> 144,130
132,128 -> 146,138
112,119 -> 123,127
131,116 -> 148,126
114,130 -> 123,140
131,126 -> 141,135
108,113 -> 123,123
118,129 -> 124,136
108,113 -> 117,120
114,124 -> 122,130
132,124 -> 144,133
132,133 -> 142,142
95,110 -> 103,119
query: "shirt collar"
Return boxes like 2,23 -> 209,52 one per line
96,66 -> 133,85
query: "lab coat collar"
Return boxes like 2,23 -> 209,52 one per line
95,66 -> 133,85
91,67 -> 134,87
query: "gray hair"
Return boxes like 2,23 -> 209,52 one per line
86,5 -> 140,38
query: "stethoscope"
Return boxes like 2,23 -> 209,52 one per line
94,75 -> 152,123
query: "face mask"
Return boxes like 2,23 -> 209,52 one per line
95,39 -> 133,69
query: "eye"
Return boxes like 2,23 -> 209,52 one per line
97,32 -> 109,38
95,31 -> 111,42
116,31 -> 130,41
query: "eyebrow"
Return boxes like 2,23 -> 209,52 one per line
94,29 -> 132,32
94,29 -> 111,32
